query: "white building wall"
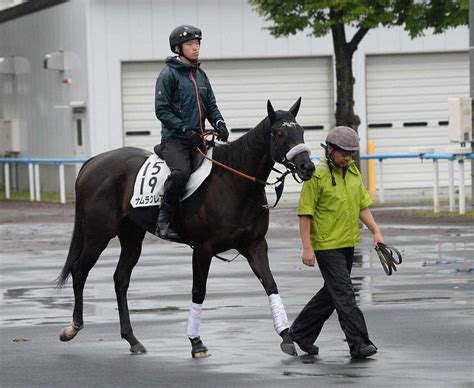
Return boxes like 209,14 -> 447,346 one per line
0,0 -> 469,197
1,0 -> 89,158
86,0 -> 469,157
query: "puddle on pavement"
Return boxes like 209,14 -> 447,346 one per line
129,306 -> 184,314
283,371 -> 370,378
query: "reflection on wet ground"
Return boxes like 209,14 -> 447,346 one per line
1,220 -> 473,327
2,215 -> 474,387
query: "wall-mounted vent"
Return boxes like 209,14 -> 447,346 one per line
0,119 -> 21,155
0,56 -> 30,74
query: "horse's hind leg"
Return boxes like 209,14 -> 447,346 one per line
115,224 -> 146,354
239,238 -> 296,355
60,238 -> 110,341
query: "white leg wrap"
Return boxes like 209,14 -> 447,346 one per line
268,293 -> 289,334
186,303 -> 203,339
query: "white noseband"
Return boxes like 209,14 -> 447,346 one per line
286,143 -> 311,161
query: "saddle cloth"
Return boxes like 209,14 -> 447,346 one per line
130,148 -> 213,208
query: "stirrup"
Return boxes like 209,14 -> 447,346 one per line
156,223 -> 180,241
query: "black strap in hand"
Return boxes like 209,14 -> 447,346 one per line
375,242 -> 403,276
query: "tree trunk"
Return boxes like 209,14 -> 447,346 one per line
330,23 -> 360,131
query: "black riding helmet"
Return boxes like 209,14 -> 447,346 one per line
169,25 -> 202,54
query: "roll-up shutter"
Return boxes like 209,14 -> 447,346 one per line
366,52 -> 470,191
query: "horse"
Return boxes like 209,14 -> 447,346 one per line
56,98 -> 315,358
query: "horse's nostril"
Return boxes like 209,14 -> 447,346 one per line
300,162 -> 314,172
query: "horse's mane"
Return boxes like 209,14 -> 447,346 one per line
213,117 -> 269,169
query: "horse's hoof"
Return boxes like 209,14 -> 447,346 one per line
192,351 -> 210,359
189,336 -> 209,359
59,323 -> 83,342
130,342 -> 147,354
279,328 -> 297,356
280,342 -> 297,356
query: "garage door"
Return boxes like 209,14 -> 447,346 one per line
121,57 -> 334,199
366,52 -> 470,191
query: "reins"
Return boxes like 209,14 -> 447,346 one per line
189,129 -> 303,262
196,145 -> 266,185
195,131 -> 293,208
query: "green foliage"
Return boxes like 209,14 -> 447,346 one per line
250,0 -> 468,39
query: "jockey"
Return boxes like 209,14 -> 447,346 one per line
154,25 -> 229,240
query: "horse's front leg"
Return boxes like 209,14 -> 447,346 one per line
187,244 -> 213,358
240,238 -> 297,356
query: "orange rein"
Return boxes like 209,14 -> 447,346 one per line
196,131 -> 262,184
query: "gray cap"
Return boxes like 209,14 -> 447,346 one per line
325,126 -> 360,151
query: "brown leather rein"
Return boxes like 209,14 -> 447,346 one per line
191,131 -> 290,262
195,145 -> 268,185
195,131 -> 293,209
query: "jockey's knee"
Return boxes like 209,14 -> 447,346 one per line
171,169 -> 191,187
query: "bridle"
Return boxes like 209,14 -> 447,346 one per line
191,127 -> 311,263
270,129 -> 311,185
195,127 -> 311,207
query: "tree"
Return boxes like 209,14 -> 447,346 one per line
250,0 -> 469,131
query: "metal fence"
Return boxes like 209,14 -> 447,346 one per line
0,158 -> 87,204
1,152 -> 473,213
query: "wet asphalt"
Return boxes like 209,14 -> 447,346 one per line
0,206 -> 473,387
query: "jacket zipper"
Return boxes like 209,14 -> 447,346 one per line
189,69 -> 204,134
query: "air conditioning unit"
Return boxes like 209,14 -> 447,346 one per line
448,97 -> 472,143
0,119 -> 21,156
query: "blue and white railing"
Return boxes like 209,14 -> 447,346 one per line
1,152 -> 473,213
0,158 -> 87,204
312,151 -> 473,214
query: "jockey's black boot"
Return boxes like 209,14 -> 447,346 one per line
156,204 -> 179,240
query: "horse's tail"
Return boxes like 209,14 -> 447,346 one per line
55,156 -> 99,288
56,201 -> 84,288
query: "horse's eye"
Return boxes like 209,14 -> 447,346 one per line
275,130 -> 284,137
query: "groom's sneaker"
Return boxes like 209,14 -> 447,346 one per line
350,344 -> 377,359
290,331 -> 319,355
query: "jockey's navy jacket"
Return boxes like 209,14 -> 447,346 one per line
155,56 -> 224,141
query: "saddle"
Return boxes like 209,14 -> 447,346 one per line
154,143 -> 207,174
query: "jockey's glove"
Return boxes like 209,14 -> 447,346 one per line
216,120 -> 229,142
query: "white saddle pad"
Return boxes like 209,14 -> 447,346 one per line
130,148 -> 213,208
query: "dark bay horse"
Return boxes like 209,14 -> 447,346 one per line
56,98 -> 315,357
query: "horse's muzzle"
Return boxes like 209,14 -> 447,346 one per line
292,153 -> 315,181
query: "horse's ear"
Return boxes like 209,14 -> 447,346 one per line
267,100 -> 276,123
289,97 -> 302,118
